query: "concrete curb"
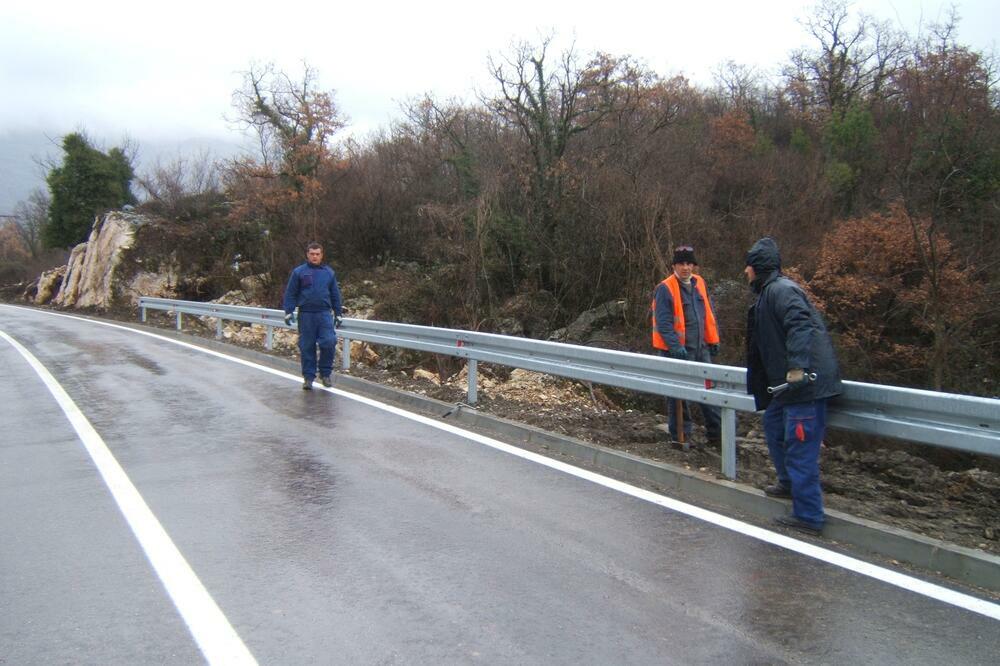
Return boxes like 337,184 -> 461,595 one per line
109,319 -> 1000,594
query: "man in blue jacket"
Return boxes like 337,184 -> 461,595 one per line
744,237 -> 842,535
283,242 -> 343,390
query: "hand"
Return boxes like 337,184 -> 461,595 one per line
669,347 -> 688,360
334,315 -> 342,329
786,368 -> 808,389
708,343 -> 719,358
284,313 -> 295,326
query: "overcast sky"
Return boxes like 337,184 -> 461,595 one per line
1,0 -> 996,149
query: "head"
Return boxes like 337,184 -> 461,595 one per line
671,245 -> 697,281
306,242 -> 324,266
744,237 -> 781,287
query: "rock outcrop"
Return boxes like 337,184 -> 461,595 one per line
29,210 -> 183,308
34,266 -> 67,304
52,212 -> 141,308
548,299 -> 627,344
123,266 -> 180,305
497,290 -> 559,338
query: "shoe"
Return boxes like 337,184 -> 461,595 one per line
764,483 -> 792,499
302,377 -> 314,390
320,375 -> 332,388
774,515 -> 823,536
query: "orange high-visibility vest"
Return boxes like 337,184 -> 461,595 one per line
651,274 -> 719,351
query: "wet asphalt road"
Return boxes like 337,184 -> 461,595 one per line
2,305 -> 998,665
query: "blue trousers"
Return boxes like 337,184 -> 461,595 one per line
763,399 -> 827,528
297,311 -> 337,379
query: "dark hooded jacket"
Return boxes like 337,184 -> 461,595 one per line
745,237 -> 842,410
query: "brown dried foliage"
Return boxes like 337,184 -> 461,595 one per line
810,203 -> 982,388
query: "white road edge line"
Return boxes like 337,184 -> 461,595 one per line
5,305 -> 1000,622
0,328 -> 258,666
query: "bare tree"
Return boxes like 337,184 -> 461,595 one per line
400,96 -> 517,324
12,189 -> 49,260
713,60 -> 763,117
785,0 -> 907,118
227,62 -> 347,247
230,62 -> 345,183
136,151 -> 223,220
484,36 -> 644,293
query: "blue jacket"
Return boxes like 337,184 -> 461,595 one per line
283,263 -> 343,315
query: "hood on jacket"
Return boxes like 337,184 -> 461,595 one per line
746,237 -> 782,273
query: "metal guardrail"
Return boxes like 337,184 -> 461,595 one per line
138,297 -> 1000,479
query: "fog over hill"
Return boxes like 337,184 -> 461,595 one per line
0,131 -> 55,215
0,130 -> 247,215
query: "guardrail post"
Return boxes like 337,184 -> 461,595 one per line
721,407 -> 737,480
265,326 -> 273,351
341,336 -> 351,370
215,318 -> 223,339
467,359 -> 478,405
175,312 -> 182,331
140,306 -> 146,323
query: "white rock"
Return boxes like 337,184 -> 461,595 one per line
349,340 -> 379,365
126,267 -> 179,304
54,212 -> 138,308
413,368 -> 440,384
34,266 -> 67,304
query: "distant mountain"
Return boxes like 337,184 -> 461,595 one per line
0,130 -> 249,215
0,131 -> 57,215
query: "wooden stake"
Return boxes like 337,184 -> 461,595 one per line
676,398 -> 688,451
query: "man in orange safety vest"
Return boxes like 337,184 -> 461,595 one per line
651,245 -> 722,446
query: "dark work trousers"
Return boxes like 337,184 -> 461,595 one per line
763,398 -> 828,528
297,310 -> 337,379
659,348 -> 722,440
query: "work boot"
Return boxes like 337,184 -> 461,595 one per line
764,483 -> 792,498
774,515 -> 823,536
320,375 -> 333,388
302,377 -> 314,390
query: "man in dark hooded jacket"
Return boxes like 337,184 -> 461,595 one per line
744,237 -> 842,535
